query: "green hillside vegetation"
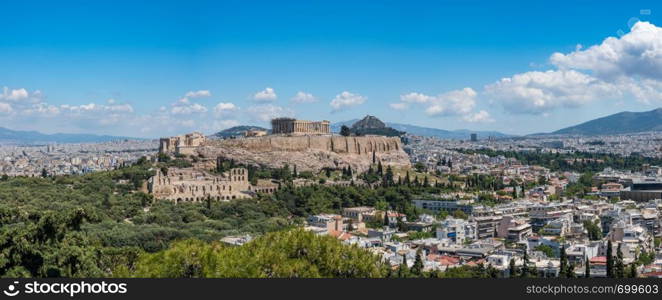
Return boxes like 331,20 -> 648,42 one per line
0,154 -> 494,278
117,229 -> 387,278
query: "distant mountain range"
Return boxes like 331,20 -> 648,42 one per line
0,127 -> 141,145
212,108 -> 662,141
331,119 -> 511,139
549,108 -> 662,136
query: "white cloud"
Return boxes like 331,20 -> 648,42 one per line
290,91 -> 317,103
23,103 -> 59,116
400,92 -> 433,104
60,103 -> 135,114
171,103 -> 208,115
253,87 -> 277,102
0,103 -> 12,114
169,91 -> 210,115
213,102 -> 238,116
330,91 -> 366,112
184,90 -> 212,98
424,88 -> 477,117
389,102 -> 409,110
391,88 -> 486,120
462,110 -> 494,123
395,88 -> 477,116
246,104 -> 294,122
0,87 -> 29,101
484,70 -> 617,114
550,21 -> 662,81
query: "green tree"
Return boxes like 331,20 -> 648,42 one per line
397,254 -> 410,278
606,241 -> 614,278
453,209 -> 467,220
340,125 -> 351,137
534,245 -> 554,258
566,263 -> 576,278
121,229 -> 387,278
520,251 -> 530,278
629,264 -> 637,278
509,258 -> 517,278
411,249 -> 424,277
615,243 -> 625,278
585,257 -> 590,278
559,245 -> 567,277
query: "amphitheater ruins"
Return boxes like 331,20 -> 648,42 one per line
148,167 -> 278,202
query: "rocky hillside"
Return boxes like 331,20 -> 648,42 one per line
196,135 -> 411,173
350,115 -> 404,137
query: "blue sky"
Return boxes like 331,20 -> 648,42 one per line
1,0 -> 662,137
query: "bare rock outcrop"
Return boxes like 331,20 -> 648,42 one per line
196,135 -> 410,173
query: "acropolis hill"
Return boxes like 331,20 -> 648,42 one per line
199,135 -> 410,173
159,117 -> 411,173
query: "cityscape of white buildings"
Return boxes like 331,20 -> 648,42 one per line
0,139 -> 158,177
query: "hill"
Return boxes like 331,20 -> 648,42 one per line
350,115 -> 404,136
211,125 -> 269,138
0,127 -> 140,144
552,108 -> 662,135
331,120 -> 511,139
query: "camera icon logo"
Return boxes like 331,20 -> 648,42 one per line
3,282 -> 19,297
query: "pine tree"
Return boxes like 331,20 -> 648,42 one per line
404,172 -> 410,186
383,211 -> 390,227
509,258 -> 517,278
411,249 -> 424,277
615,243 -> 625,278
520,251 -> 530,278
423,176 -> 429,187
566,263 -> 576,278
372,151 -> 376,164
629,264 -> 637,278
559,245 -> 567,278
377,161 -> 383,175
397,254 -> 410,278
585,257 -> 590,278
606,241 -> 614,278
384,166 -> 394,186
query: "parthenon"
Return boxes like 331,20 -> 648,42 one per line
271,118 -> 330,135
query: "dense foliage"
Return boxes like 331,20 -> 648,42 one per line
119,229 -> 388,278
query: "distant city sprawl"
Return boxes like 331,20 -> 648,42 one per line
0,139 -> 158,177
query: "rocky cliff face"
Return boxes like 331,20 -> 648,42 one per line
197,135 -> 410,172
